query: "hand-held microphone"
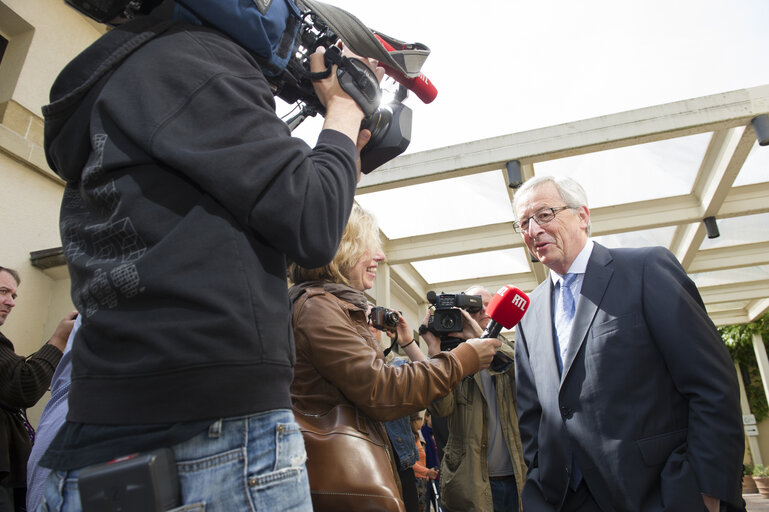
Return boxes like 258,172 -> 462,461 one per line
482,285 -> 530,338
374,34 -> 438,104
481,285 -> 530,371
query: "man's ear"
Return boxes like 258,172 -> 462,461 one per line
577,205 -> 590,231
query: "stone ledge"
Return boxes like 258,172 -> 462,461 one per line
0,123 -> 62,183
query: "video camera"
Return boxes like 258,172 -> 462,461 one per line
269,7 -> 413,173
369,306 -> 400,333
423,291 -> 483,351
62,0 -> 434,173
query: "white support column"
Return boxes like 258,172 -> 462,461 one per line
754,333 -> 769,409
375,261 -> 392,310
736,362 -> 763,465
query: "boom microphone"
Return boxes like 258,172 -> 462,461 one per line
482,285 -> 530,371
374,34 -> 438,104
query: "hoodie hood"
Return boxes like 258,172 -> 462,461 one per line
43,17 -> 173,183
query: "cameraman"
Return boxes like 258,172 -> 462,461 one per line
422,286 -> 527,512
38,0 -> 383,510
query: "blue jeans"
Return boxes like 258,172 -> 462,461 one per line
490,476 -> 518,512
38,409 -> 312,512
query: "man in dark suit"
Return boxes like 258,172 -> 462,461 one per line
511,176 -> 744,512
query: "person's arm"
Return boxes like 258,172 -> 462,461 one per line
389,311 -> 426,362
294,294 -> 493,422
46,311 -> 77,352
411,438 -> 432,479
514,326 -> 541,474
642,248 -> 743,505
0,312 -> 74,408
117,31 -> 377,269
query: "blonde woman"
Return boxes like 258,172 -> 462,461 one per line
288,205 -> 500,512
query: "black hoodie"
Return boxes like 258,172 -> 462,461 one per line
42,16 -> 357,430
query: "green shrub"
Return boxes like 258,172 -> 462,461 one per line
753,464 -> 769,478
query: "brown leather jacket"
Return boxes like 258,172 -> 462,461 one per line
289,282 -> 482,510
290,283 -> 481,420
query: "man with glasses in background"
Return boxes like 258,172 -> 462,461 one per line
511,176 -> 743,512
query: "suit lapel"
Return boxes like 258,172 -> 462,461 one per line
529,279 -> 562,389
561,243 -> 614,380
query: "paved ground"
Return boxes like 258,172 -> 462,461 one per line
746,493 -> 769,511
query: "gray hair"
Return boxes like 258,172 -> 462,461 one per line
512,175 -> 591,235
464,285 -> 490,296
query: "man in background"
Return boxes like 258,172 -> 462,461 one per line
0,266 -> 75,512
425,286 -> 526,511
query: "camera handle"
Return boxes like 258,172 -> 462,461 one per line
307,45 -> 382,117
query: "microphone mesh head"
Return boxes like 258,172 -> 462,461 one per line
487,285 -> 530,329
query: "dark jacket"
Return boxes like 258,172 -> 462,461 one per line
42,17 -> 358,426
0,332 -> 61,487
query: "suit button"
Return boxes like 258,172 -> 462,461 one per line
560,405 -> 573,419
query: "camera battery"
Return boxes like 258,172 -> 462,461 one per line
78,448 -> 180,512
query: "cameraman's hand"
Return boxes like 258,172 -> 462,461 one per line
465,337 -> 502,370
310,44 -> 385,161
421,311 -> 441,357
447,309 -> 483,340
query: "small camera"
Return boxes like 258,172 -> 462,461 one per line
369,306 -> 400,332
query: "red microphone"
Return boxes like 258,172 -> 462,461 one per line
482,285 -> 530,339
481,285 -> 530,371
374,34 -> 438,104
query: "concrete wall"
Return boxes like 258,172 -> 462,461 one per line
0,0 -> 102,425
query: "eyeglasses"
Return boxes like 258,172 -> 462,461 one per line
513,206 -> 573,233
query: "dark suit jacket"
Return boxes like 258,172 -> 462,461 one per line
514,243 -> 744,512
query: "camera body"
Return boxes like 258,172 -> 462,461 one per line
267,9 -> 412,173
63,0 -> 412,173
369,306 -> 400,332
425,291 -> 482,351
78,449 -> 180,512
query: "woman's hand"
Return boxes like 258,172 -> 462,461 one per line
465,337 -> 502,369
395,313 -> 412,347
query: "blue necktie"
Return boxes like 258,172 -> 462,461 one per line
554,273 -> 577,371
554,273 -> 583,489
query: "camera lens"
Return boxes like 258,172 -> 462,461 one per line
439,315 -> 456,330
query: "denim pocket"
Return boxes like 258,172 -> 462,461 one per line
273,421 -> 307,472
247,419 -> 311,511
